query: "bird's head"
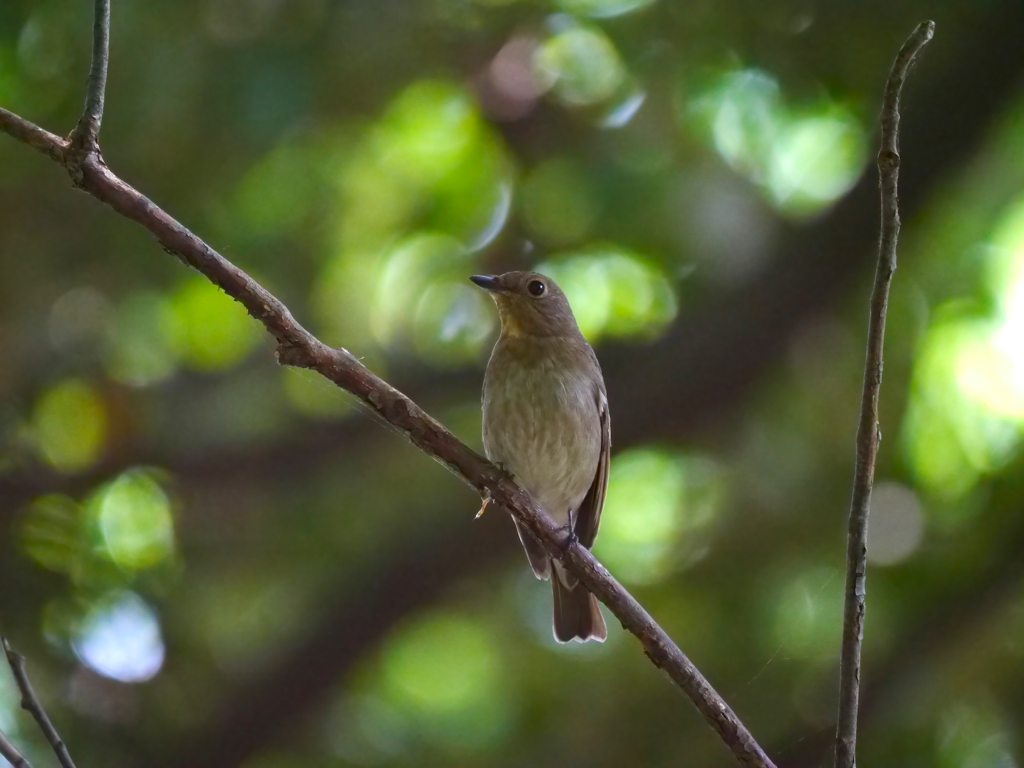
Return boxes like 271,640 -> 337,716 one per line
470,271 -> 581,338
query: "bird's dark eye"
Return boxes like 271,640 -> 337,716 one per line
527,280 -> 546,297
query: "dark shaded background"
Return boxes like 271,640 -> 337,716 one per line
2,1 -> 1024,767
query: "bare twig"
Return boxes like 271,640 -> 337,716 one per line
2,639 -> 76,768
69,0 -> 110,154
0,728 -> 33,768
0,4 -> 775,768
835,20 -> 935,768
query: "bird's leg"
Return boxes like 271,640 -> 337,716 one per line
494,460 -> 513,480
564,508 -> 579,549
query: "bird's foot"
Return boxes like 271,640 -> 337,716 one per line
493,461 -> 514,481
564,508 -> 579,550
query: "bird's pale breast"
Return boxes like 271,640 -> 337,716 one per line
481,337 -> 602,526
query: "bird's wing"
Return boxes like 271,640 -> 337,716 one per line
573,387 -> 610,550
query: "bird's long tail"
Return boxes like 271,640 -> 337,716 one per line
552,577 -> 607,643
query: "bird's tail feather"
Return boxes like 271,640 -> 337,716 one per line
552,578 -> 607,643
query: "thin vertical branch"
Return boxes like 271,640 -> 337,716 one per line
2,639 -> 77,768
835,20 -> 934,768
69,0 -> 110,153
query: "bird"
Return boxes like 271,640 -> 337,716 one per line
471,270 -> 609,643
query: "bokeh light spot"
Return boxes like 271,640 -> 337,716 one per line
167,275 -> 262,371
596,450 -> 721,584
318,80 -> 511,351
89,469 -> 175,571
105,292 -> 177,386
600,86 -> 646,129
381,613 -> 508,751
597,449 -> 684,584
866,481 -> 925,566
902,196 -> 1024,504
367,80 -> 511,245
691,68 -> 781,180
535,23 -> 626,107
901,310 -> 1019,504
375,81 -> 479,185
537,247 -> 677,340
689,68 -> 867,216
372,233 -> 474,347
961,197 -> 1024,419
555,0 -> 655,19
468,182 -> 513,252
384,614 -> 498,712
414,281 -> 497,364
486,36 -> 544,120
48,287 -> 112,352
73,592 -> 165,683
766,111 -> 866,215
20,494 -> 84,575
31,378 -> 107,473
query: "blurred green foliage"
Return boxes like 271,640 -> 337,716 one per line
2,1 -> 1024,767
689,66 -> 866,216
380,613 -> 507,751
30,378 -> 106,472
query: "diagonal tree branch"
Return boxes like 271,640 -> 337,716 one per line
0,109 -> 67,163
834,20 -> 935,768
0,4 -> 775,768
2,638 -> 76,768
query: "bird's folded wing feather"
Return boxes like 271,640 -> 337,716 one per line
573,387 -> 610,550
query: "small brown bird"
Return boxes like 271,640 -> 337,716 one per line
471,271 -> 609,643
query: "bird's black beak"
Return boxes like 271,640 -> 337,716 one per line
470,275 -> 504,292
